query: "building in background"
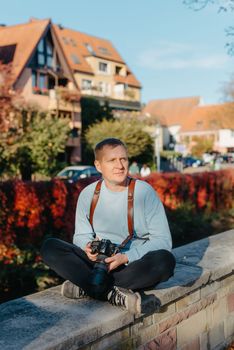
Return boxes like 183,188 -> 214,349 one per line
180,103 -> 234,154
142,96 -> 202,152
0,18 -> 81,162
53,23 -> 141,115
142,96 -> 234,155
0,18 -> 142,162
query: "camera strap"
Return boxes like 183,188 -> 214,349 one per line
89,177 -> 136,249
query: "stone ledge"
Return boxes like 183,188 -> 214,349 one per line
0,229 -> 233,350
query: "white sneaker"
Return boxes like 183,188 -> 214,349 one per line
107,286 -> 141,314
61,280 -> 87,299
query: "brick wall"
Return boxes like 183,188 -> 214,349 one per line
82,275 -> 234,350
1,230 -> 234,350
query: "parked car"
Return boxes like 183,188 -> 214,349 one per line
202,153 -> 215,165
182,156 -> 203,168
55,166 -> 101,183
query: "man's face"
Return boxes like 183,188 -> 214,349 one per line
94,145 -> 129,186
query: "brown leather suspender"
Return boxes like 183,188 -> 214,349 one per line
89,179 -> 102,230
89,177 -> 136,249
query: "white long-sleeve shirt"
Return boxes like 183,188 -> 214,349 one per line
73,179 -> 172,264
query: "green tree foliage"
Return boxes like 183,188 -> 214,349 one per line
80,97 -> 113,164
190,136 -> 214,157
0,62 -> 22,132
85,118 -> 154,163
0,112 -> 70,180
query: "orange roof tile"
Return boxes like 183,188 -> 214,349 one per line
0,19 -> 50,83
53,25 -> 141,87
0,19 -> 141,90
53,25 -> 125,74
180,103 -> 234,132
142,96 -> 201,126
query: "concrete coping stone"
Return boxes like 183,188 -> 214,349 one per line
0,229 -> 233,350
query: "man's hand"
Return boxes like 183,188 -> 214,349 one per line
85,242 -> 98,261
105,253 -> 128,271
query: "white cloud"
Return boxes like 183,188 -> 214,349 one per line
137,41 -> 231,70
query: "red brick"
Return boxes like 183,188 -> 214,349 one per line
145,341 -> 158,350
227,293 -> 234,313
147,328 -> 177,350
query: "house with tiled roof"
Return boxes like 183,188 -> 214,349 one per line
143,97 -> 234,154
53,24 -> 141,112
180,103 -> 234,153
142,96 -> 201,151
0,18 -> 142,162
0,18 -> 81,162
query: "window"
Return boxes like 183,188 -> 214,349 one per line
32,71 -> 37,88
39,74 -> 46,89
46,40 -> 53,68
84,43 -> 95,55
70,39 -> 77,47
38,53 -> 45,65
196,121 -> 203,130
0,44 -> 16,64
210,119 -> 218,129
99,62 -> 108,73
115,66 -> 122,75
32,70 -> 49,94
38,39 -> 44,52
71,53 -> 80,64
98,81 -> 110,95
36,38 -> 54,68
98,47 -> 110,56
81,79 -> 92,90
62,37 -> 69,45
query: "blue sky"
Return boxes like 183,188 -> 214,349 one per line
2,0 -> 234,105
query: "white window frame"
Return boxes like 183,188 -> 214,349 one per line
81,79 -> 92,90
98,61 -> 109,74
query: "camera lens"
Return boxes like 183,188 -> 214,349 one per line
90,262 -> 110,299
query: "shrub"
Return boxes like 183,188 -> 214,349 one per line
0,169 -> 233,302
0,169 -> 233,249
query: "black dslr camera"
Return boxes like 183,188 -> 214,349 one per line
90,239 -> 119,257
89,239 -> 119,298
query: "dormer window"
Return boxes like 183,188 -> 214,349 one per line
70,39 -> 77,47
71,53 -> 80,64
210,119 -> 217,128
62,37 -> 69,45
98,47 -> 110,56
84,43 -> 95,55
196,121 -> 203,130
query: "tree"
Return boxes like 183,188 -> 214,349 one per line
190,136 -> 214,157
80,97 -> 113,163
223,73 -> 234,101
0,62 -> 22,132
0,112 -> 70,180
85,119 -> 154,164
184,0 -> 234,54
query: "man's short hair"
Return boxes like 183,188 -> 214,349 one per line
94,138 -> 127,160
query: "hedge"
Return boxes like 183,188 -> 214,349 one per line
0,169 -> 233,250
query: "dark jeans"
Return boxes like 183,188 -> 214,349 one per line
41,238 -> 176,299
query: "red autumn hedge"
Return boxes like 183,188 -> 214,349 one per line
0,169 -> 233,248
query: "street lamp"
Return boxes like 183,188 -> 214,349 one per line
155,123 -> 161,172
